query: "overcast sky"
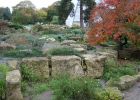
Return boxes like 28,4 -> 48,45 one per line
0,0 -> 100,11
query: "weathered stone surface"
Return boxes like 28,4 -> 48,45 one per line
118,75 -> 137,90
6,70 -> 23,100
82,54 -> 106,78
7,60 -> 19,70
21,57 -> 49,80
74,47 -> 86,53
61,40 -> 76,45
97,50 -> 117,59
51,55 -> 84,77
0,41 -> 16,51
134,72 -> 140,82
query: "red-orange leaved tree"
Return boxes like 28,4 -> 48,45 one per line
88,0 -> 140,48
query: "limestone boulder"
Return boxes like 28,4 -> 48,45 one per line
7,60 -> 19,70
6,70 -> 23,100
51,55 -> 84,77
0,41 -> 16,51
118,75 -> 137,90
74,47 -> 86,53
134,72 -> 140,82
61,40 -> 76,45
82,54 -> 106,78
21,57 -> 49,80
97,50 -> 117,59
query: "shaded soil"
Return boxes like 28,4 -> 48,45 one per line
123,82 -> 140,100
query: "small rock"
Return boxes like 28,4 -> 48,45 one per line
61,40 -> 76,45
74,48 -> 86,53
0,41 -> 16,51
118,75 -> 137,90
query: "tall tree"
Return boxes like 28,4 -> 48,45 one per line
58,0 -> 74,24
3,7 -> 11,20
12,0 -> 36,24
80,0 -> 96,28
88,0 -> 140,48
46,1 -> 60,23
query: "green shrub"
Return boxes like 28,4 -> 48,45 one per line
3,49 -> 44,58
20,64 -> 40,82
46,47 -> 80,57
0,64 -> 9,99
103,59 -> 137,81
43,29 -> 61,35
34,83 -> 49,94
71,29 -> 84,35
48,74 -> 101,100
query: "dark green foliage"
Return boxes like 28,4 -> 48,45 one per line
46,47 -> 80,57
103,59 -> 137,81
43,29 -> 60,35
82,0 -> 96,23
49,74 -> 101,100
0,7 -> 11,20
0,65 -> 9,100
8,23 -> 24,30
58,0 -> 74,24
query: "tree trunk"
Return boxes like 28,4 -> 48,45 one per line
80,0 -> 84,28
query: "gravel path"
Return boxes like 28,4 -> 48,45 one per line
123,82 -> 140,100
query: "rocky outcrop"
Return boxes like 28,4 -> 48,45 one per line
6,70 -> 23,100
21,57 -> 49,80
0,42 -> 16,51
82,54 -> 106,78
51,55 -> 84,77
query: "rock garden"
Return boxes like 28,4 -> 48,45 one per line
0,21 -> 140,100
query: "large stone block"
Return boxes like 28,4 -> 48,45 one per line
6,70 -> 23,100
21,57 -> 49,80
82,54 -> 106,78
51,55 -> 84,77
118,75 -> 137,90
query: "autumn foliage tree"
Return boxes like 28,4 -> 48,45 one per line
88,0 -> 140,49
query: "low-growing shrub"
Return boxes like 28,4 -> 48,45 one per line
46,47 -> 80,57
3,49 -> 44,58
20,64 -> 40,82
103,59 -> 137,81
8,23 -> 24,30
0,64 -> 9,100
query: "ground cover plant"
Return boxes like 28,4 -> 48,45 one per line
103,59 -> 138,81
0,64 -> 9,100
